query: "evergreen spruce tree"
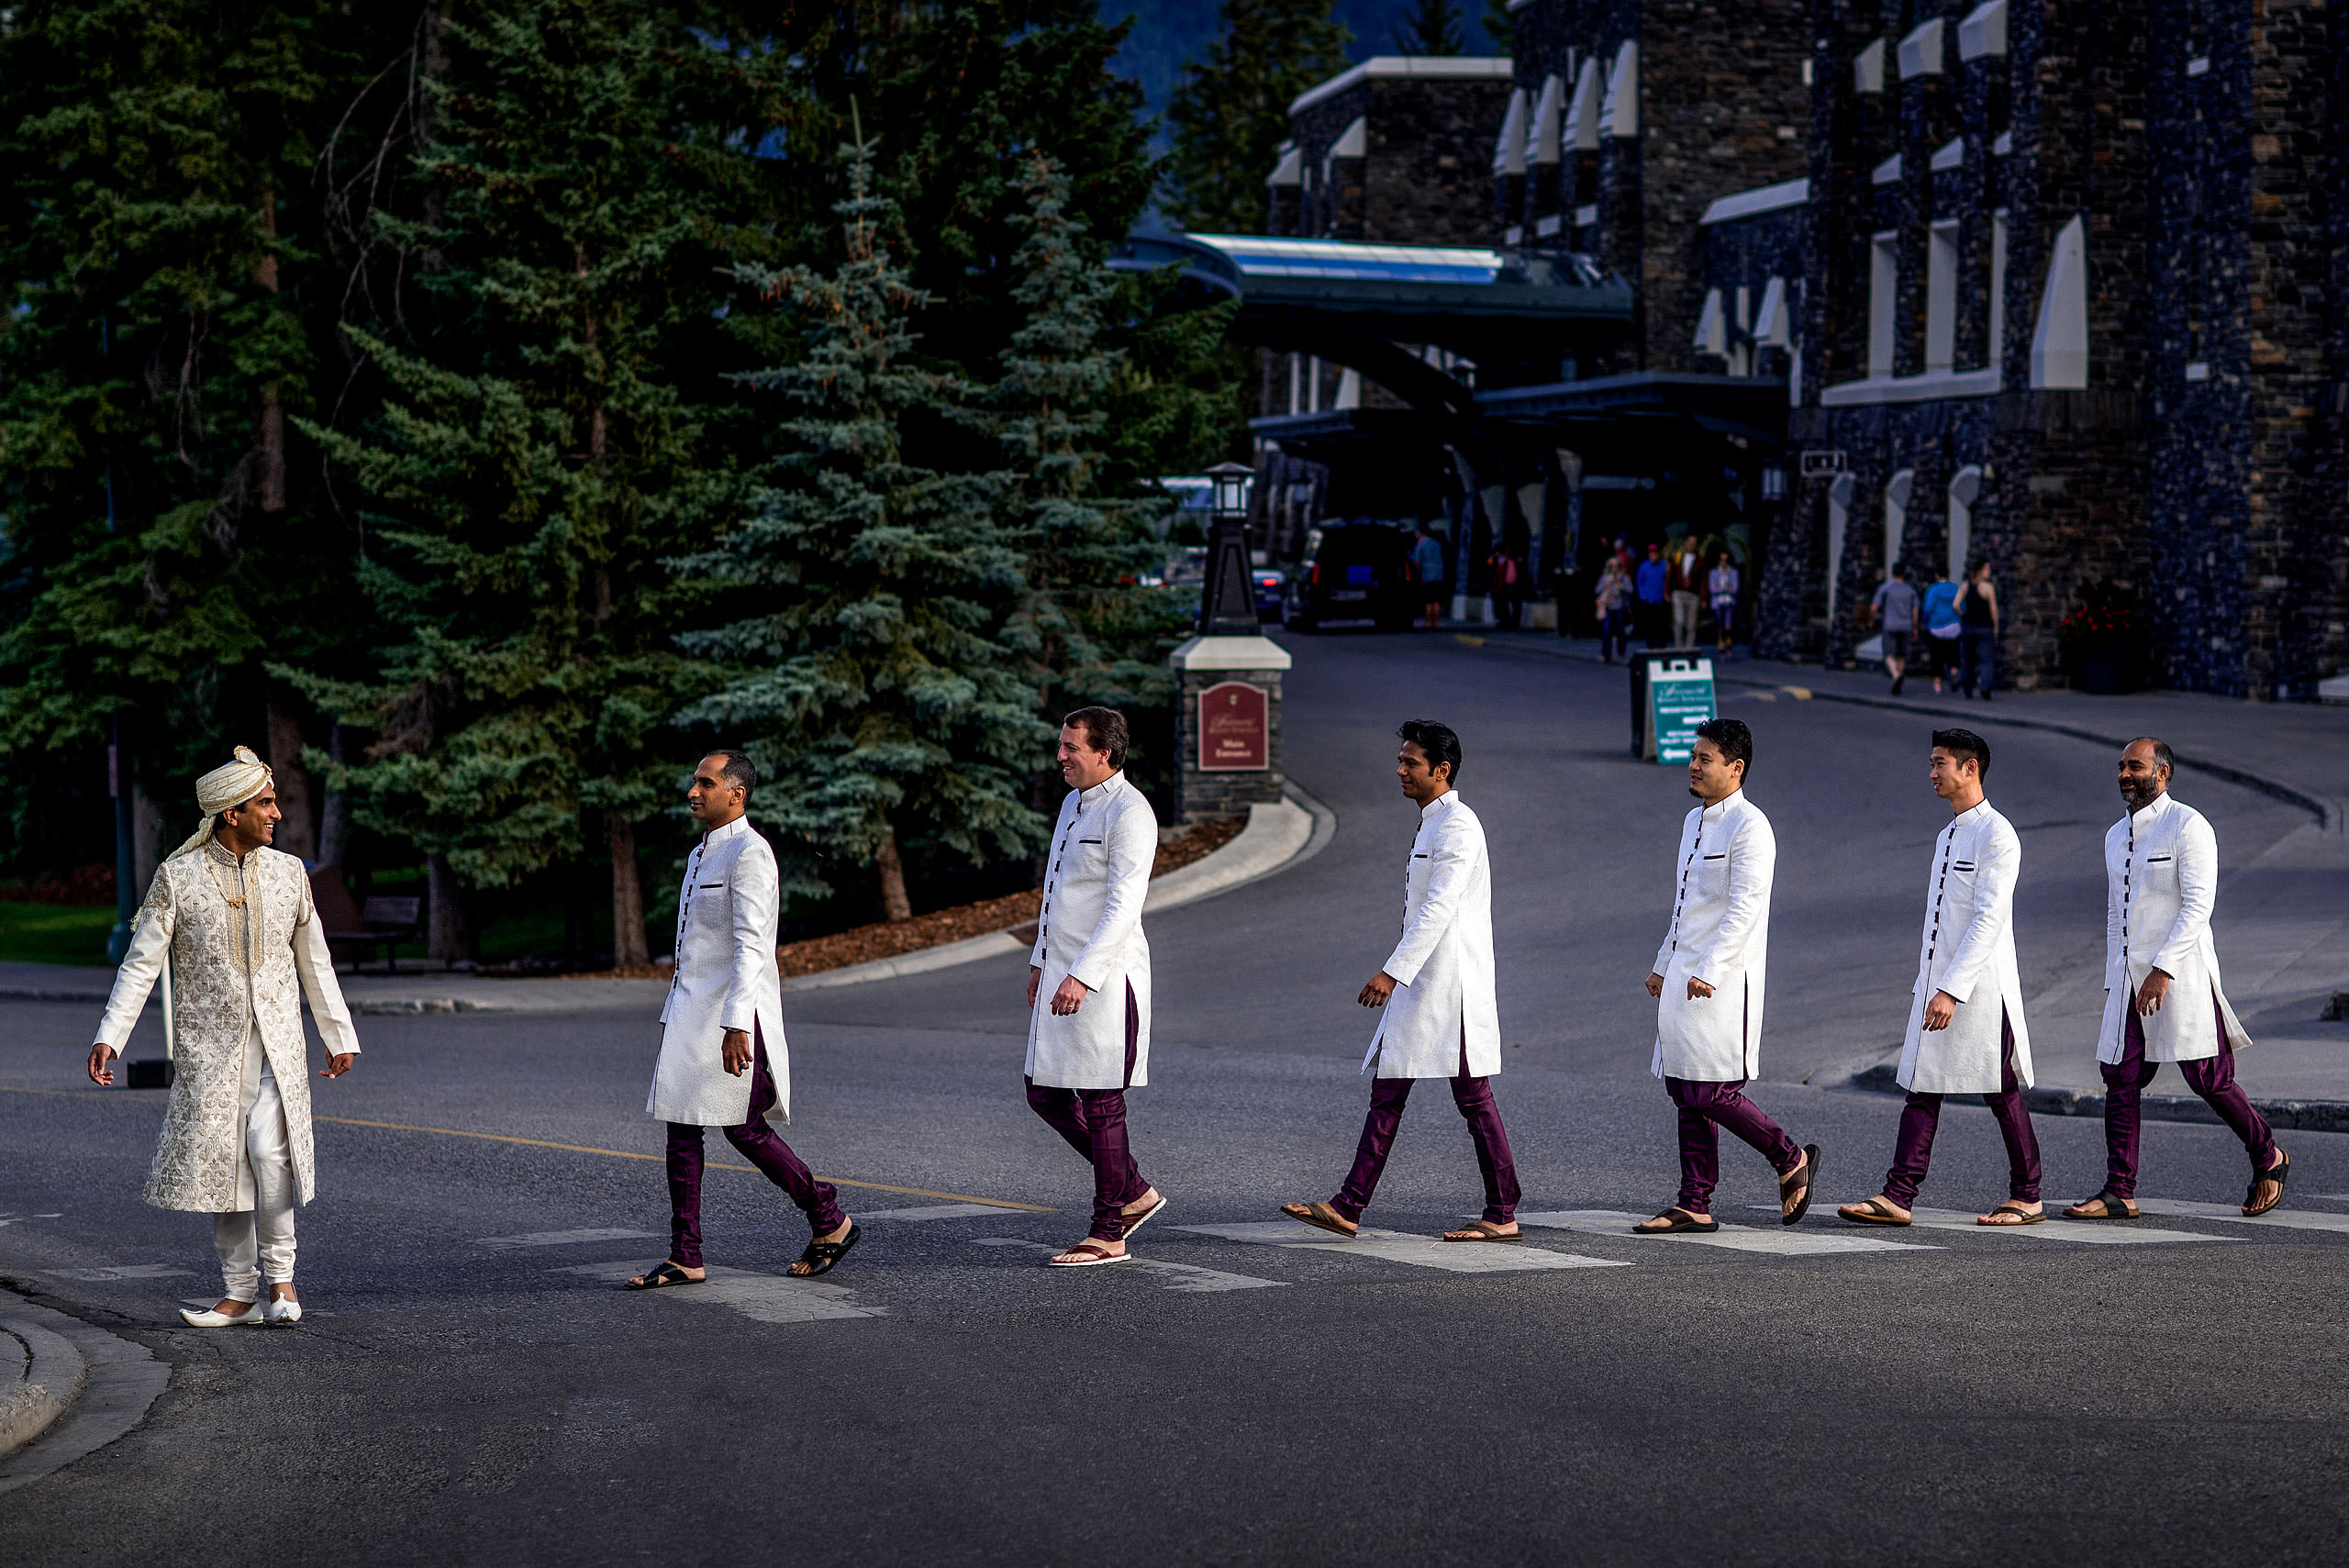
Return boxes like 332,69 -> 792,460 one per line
1163,0 -> 1352,236
1481,0 -> 1516,53
285,0 -> 769,965
984,160 -> 1185,746
1393,0 -> 1467,56
678,135 -> 1042,923
0,0 -> 395,867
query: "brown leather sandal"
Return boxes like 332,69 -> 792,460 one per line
1281,1200 -> 1359,1239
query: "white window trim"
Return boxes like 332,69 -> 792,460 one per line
2030,214 -> 2089,389
1567,57 -> 1602,151
1267,144 -> 1302,187
1988,208 -> 2009,368
1872,153 -> 1903,185
1930,137 -> 1965,172
1946,466 -> 1982,585
1330,117 -> 1367,159
1695,288 -> 1727,355
1854,39 -> 1886,95
1926,220 -> 1960,373
1603,42 -> 1640,139
1898,17 -> 1945,79
1868,230 -> 1898,376
1493,88 -> 1529,175
1529,73 -> 1564,165
1958,1 -> 2008,61
1334,367 -> 1362,410
1885,468 -> 1914,578
1754,275 -> 1790,347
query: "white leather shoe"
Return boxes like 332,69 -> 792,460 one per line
263,1295 -> 302,1326
179,1301 -> 267,1328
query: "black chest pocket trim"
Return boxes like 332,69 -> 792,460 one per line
1952,862 -> 1975,872
698,882 -> 726,888
1078,839 -> 1103,845
2146,855 -> 2173,863
1702,853 -> 1727,861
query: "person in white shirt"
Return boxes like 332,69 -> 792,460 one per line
1283,720 -> 1520,1242
1839,729 -> 2044,1226
629,751 -> 856,1289
2064,739 -> 2288,1220
1025,707 -> 1166,1267
90,747 -> 361,1328
1634,718 -> 1819,1233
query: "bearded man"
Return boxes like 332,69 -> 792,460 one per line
90,746 -> 361,1327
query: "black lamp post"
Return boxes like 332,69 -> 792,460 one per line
1198,460 -> 1260,637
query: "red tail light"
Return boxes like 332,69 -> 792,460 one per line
1308,562 -> 1320,586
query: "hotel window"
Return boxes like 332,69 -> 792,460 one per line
1987,209 -> 2009,368
1868,231 -> 1898,376
1926,221 -> 1960,373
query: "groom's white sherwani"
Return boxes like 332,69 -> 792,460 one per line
1365,791 -> 1500,1079
650,815 -> 788,1125
1027,770 -> 1156,1090
1651,788 -> 1775,1082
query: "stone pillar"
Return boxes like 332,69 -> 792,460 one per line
1169,634 -> 1293,825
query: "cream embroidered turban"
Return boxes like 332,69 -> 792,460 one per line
166,745 -> 275,862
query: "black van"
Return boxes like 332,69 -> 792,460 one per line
1284,525 -> 1414,632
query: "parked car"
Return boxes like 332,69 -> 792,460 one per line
1252,567 -> 1286,620
1285,525 -> 1413,631
1169,547 -> 1286,624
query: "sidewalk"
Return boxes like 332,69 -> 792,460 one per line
1467,628 -> 2349,1130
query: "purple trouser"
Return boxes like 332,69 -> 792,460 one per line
665,1022 -> 844,1269
2100,996 -> 2277,1199
1665,1077 -> 1801,1212
1026,983 -> 1150,1242
1331,1042 -> 1520,1225
1882,1010 -> 2041,1210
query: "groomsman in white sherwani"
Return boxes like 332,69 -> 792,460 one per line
2064,738 -> 2288,1220
1025,707 -> 1166,1268
1634,718 -> 1818,1233
628,751 -> 855,1289
1283,720 -> 1521,1243
1839,729 -> 2044,1227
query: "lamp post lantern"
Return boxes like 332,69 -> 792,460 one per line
1169,459 -> 1292,825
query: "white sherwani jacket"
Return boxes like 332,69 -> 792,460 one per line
95,843 -> 360,1212
1896,801 -> 2035,1095
2096,791 -> 2254,1064
1651,789 -> 1774,1082
1027,771 -> 1156,1090
1365,792 -> 1500,1080
651,816 -> 789,1125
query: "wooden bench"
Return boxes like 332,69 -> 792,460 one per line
310,867 -> 425,973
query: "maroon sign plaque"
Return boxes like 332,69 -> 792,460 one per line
1197,681 -> 1270,771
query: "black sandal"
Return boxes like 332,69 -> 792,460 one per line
625,1261 -> 704,1291
1633,1207 -> 1720,1233
2244,1151 -> 2289,1217
1782,1143 -> 1821,1228
792,1220 -> 861,1278
2063,1191 -> 2139,1220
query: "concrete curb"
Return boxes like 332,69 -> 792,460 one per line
1464,633 -> 2343,832
1835,1057 -> 2349,1133
783,784 -> 1336,994
0,1311 -> 83,1458
0,1289 -> 171,1496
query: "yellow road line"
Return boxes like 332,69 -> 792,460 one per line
0,1086 -> 1052,1211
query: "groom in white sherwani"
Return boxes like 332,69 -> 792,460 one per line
1282,719 -> 1521,1243
628,751 -> 856,1289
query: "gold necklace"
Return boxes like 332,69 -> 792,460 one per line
204,846 -> 262,978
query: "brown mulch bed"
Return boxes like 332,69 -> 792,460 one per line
557,816 -> 1253,984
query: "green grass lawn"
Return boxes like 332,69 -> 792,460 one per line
0,902 -> 118,966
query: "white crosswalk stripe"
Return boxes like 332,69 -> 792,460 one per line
557,1260 -> 885,1322
48,1263 -> 196,1280
1514,1210 -> 1936,1255
971,1238 -> 1286,1292
859,1204 -> 1022,1222
1903,1207 -> 2227,1245
2135,1198 -> 2349,1235
475,1228 -> 657,1249
1171,1220 -> 1631,1273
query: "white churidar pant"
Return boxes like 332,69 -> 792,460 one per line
212,1019 -> 295,1301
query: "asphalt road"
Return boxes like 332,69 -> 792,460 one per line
3,630 -> 2343,1565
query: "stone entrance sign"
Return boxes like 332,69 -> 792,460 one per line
1197,681 -> 1270,771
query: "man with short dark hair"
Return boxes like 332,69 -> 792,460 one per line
629,751 -> 856,1289
1872,562 -> 1920,695
1026,706 -> 1165,1266
1840,728 -> 2043,1227
1283,720 -> 1520,1242
2065,738 -> 2288,1219
1635,718 -> 1819,1232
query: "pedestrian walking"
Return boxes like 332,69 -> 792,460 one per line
1667,535 -> 1706,648
1282,721 -> 1521,1244
1871,562 -> 1921,695
1594,557 -> 1634,663
1921,568 -> 1962,693
1487,545 -> 1525,629
1635,542 -> 1670,649
1955,558 -> 1999,699
1023,707 -> 1167,1266
629,751 -> 856,1290
1838,729 -> 2043,1228
2064,740 -> 2288,1221
1413,524 -> 1448,630
1634,719 -> 1819,1233
1708,550 -> 1741,652
90,746 -> 362,1329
